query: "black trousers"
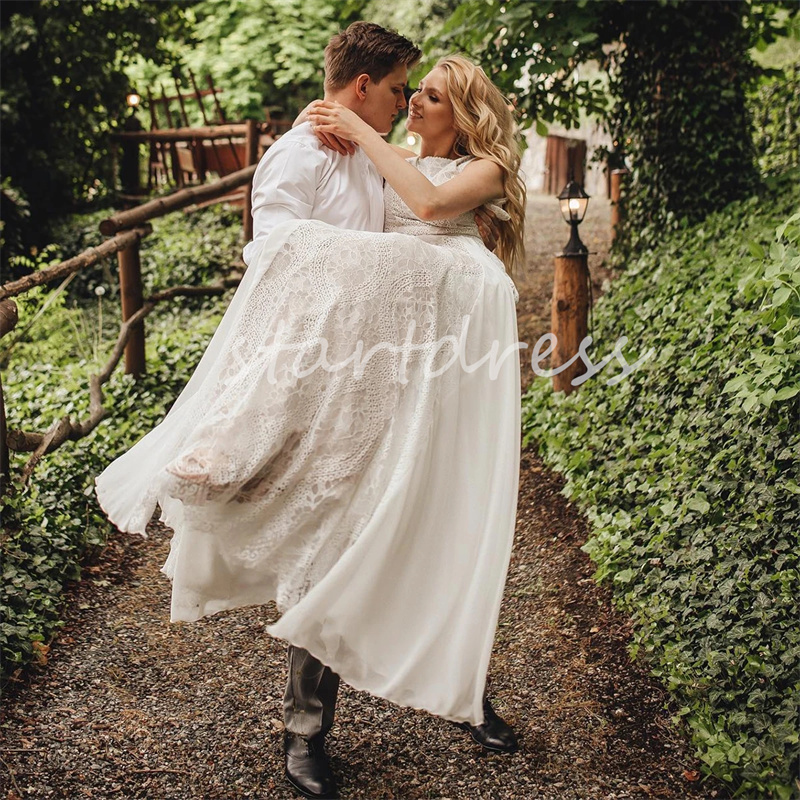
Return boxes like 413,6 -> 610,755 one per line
283,644 -> 340,738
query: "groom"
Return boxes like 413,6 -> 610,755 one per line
244,21 -> 518,800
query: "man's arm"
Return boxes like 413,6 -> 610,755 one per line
242,138 -> 326,267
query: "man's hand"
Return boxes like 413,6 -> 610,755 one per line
474,205 -> 501,252
293,100 -> 356,156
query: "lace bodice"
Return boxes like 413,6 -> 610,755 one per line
383,155 -> 505,238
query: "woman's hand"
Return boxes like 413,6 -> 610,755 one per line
293,100 -> 356,156
307,101 -> 373,148
292,101 -> 315,128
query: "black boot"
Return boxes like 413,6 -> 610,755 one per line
284,731 -> 338,799
455,695 -> 519,753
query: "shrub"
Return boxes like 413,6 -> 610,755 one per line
0,204 -> 240,683
521,168 -> 800,797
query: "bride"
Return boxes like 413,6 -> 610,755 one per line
95,54 -> 525,733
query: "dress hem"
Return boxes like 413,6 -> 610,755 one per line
265,621 -> 487,727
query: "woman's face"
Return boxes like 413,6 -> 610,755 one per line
406,67 -> 455,140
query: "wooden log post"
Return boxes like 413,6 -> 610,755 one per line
160,83 -> 184,188
117,240 -> 146,376
120,113 -> 144,198
551,254 -> 589,394
610,168 -> 629,242
0,299 -> 19,496
243,119 -> 259,243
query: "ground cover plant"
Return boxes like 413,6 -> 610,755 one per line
521,168 -> 800,798
1,204 -> 241,683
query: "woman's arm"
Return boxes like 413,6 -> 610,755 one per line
388,143 -> 417,157
308,101 -> 504,220
296,102 -> 412,158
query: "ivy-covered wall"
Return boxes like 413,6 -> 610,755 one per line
609,0 -> 761,255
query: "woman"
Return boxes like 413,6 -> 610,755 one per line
95,55 -> 526,728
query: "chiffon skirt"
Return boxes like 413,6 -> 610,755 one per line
95,219 -> 521,725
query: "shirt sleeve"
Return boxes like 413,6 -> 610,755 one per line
243,139 -> 327,268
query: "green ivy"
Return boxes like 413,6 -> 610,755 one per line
749,61 -> 800,177
521,167 -> 800,798
0,205 -> 240,684
607,1 -> 762,259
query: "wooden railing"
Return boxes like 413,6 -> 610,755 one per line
0,119 -> 265,495
113,120 -> 271,193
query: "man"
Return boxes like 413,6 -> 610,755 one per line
244,21 -> 517,800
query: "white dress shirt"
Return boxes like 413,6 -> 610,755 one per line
242,122 -> 385,268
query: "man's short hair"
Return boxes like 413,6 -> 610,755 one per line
324,22 -> 421,91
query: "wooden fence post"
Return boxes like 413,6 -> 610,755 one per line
551,254 -> 589,394
0,299 -> 19,496
117,240 -> 146,376
243,119 -> 259,243
610,168 -> 629,242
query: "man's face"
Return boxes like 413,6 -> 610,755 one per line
359,64 -> 409,135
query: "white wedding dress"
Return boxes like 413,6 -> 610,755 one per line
95,155 -> 521,725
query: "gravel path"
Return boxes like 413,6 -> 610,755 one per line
1,196 -> 726,799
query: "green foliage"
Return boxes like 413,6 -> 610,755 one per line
125,0 -> 369,123
607,1 -> 762,257
136,203 -> 243,296
0,205 -> 238,683
749,61 -> 800,176
0,0 -> 193,272
0,178 -> 32,277
437,0 -> 797,256
436,0 -> 614,130
521,169 -> 800,797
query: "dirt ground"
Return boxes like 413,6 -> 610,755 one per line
0,195 -> 726,799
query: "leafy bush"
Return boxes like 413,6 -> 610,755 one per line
0,205 -> 239,683
37,203 -> 243,304
521,168 -> 800,798
749,61 -> 800,177
0,0 -> 190,225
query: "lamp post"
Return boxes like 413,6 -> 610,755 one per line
557,179 -> 590,255
120,91 -> 144,198
551,177 -> 591,394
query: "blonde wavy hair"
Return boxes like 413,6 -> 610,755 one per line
435,55 -> 527,277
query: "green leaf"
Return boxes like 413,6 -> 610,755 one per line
772,286 -> 792,306
535,118 -> 549,137
774,386 -> 800,401
686,494 -> 710,514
